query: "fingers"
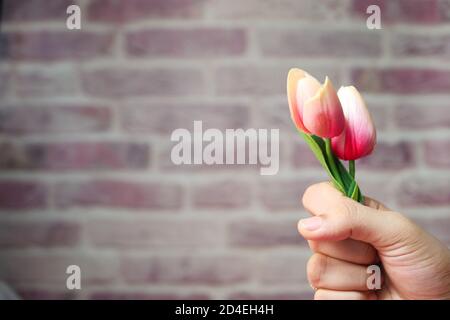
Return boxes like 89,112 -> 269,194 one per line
301,182 -> 343,215
314,289 -> 378,300
301,183 -> 390,299
307,253 -> 373,291
299,182 -> 409,249
308,239 -> 378,265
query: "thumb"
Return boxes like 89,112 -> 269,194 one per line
298,182 -> 413,250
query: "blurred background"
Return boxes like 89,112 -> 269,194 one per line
0,0 -> 449,299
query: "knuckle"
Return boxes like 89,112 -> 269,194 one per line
307,253 -> 328,288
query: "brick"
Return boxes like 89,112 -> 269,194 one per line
0,181 -> 48,210
258,29 -> 381,57
15,66 -> 79,97
215,65 -> 339,96
228,219 -> 306,247
394,104 -> 450,130
89,292 -> 209,300
42,142 -> 149,171
17,289 -> 78,300
87,0 -> 204,22
358,141 -> 415,170
254,103 -> 296,133
369,105 -> 390,131
121,103 -> 249,134
209,0 -> 348,21
291,141 -> 324,169
192,180 -> 251,209
307,0 -> 352,21
2,0 -> 72,22
229,291 -> 313,300
121,255 -> 252,284
208,0 -> 308,19
392,33 -> 450,58
55,180 -> 182,210
0,220 -> 80,247
0,69 -> 12,98
0,106 -> 111,135
351,0 -> 386,20
352,0 -> 442,24
439,0 -> 450,21
259,179 -> 317,211
397,177 -> 450,207
126,28 -> 246,58
215,66 -> 286,96
3,31 -> 114,61
0,35 -> 7,58
82,68 -> 205,97
352,68 -> 450,94
0,252 -> 118,285
356,177 -> 394,206
0,142 -> 149,171
424,140 -> 450,168
87,219 -> 225,249
350,101 -> 390,131
260,252 -> 310,284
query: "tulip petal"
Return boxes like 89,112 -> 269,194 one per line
303,77 -> 346,138
332,86 -> 376,160
287,68 -> 309,133
297,76 -> 322,119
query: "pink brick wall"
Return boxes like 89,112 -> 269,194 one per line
0,0 -> 449,299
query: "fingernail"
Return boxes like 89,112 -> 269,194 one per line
300,216 -> 323,231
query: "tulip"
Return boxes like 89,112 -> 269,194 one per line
287,68 -> 345,138
287,68 -> 317,133
332,86 -> 376,161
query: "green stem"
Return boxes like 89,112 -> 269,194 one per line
349,160 -> 355,179
325,138 -> 344,188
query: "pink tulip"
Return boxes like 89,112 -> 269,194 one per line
287,68 -> 345,138
331,86 -> 376,160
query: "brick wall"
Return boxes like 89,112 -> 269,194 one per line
0,0 -> 449,299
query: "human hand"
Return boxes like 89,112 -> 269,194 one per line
298,182 -> 450,300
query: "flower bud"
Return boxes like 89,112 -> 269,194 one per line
332,86 -> 376,160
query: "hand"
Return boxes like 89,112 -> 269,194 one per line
298,182 -> 450,300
